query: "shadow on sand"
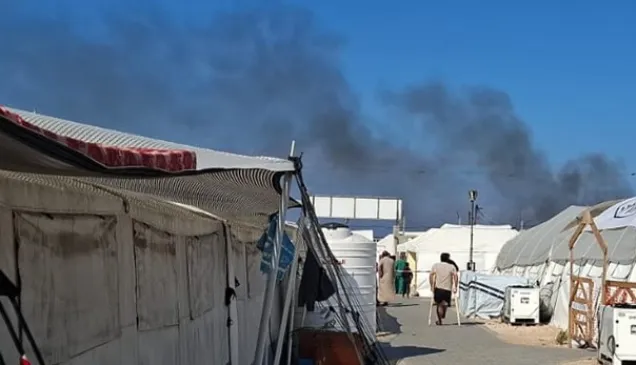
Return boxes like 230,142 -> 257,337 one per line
377,305 -> 401,334
376,305 -> 445,363
383,345 -> 445,364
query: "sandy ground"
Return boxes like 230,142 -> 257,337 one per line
481,320 -> 598,364
482,320 -> 570,347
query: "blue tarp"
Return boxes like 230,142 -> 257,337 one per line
257,214 -> 295,281
459,271 -> 531,319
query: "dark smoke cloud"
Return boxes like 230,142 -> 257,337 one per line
384,83 -> 633,224
0,4 -> 631,227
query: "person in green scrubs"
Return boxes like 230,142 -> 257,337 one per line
394,252 -> 408,295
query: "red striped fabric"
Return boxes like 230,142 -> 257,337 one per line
0,106 -> 197,173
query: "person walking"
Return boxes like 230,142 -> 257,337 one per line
394,252 -> 408,295
429,252 -> 458,325
402,262 -> 413,298
377,251 -> 396,306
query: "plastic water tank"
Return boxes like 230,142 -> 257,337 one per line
321,223 -> 378,335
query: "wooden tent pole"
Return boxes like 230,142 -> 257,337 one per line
589,222 -> 608,304
567,220 -> 585,348
567,210 -> 609,348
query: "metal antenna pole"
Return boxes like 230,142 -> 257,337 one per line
469,200 -> 475,269
468,190 -> 478,271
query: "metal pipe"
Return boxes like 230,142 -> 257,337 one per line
0,301 -> 23,355
469,199 -> 475,271
285,284 -> 298,365
226,229 -> 240,365
253,173 -> 291,365
253,141 -> 295,365
273,248 -> 300,364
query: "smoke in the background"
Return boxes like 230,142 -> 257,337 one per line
385,84 -> 634,224
0,4 -> 632,227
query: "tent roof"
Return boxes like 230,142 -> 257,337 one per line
410,224 -> 519,253
495,199 -> 636,270
495,205 -> 585,270
0,106 -> 296,226
0,106 -> 294,174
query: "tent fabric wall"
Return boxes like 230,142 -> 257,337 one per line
16,213 -> 121,364
0,170 -> 288,365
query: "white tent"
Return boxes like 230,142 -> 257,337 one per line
375,234 -> 394,258
396,236 -> 422,253
493,198 -> 636,335
373,231 -> 428,257
412,224 -> 519,297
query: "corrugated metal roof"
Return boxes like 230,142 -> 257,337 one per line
6,107 -> 294,172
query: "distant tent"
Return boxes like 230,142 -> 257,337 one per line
408,224 -> 519,297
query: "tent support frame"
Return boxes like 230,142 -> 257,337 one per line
567,209 -> 608,348
253,142 -> 295,365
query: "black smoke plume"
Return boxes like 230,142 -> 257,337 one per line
0,4 -> 631,227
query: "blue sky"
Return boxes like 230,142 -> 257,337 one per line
299,0 -> 636,168
8,0 -> 635,169
3,0 -> 636,228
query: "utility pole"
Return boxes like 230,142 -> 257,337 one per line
468,190 -> 478,271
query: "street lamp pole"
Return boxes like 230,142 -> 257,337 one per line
468,190 -> 478,271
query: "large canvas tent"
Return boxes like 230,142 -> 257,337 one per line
0,106 -> 303,365
494,199 -> 636,332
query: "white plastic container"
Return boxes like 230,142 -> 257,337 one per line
322,223 -> 378,335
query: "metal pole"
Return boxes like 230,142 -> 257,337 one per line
469,199 -> 475,270
273,250 -> 300,364
227,229 -> 240,365
392,225 -> 399,256
253,142 -> 295,365
285,269 -> 299,365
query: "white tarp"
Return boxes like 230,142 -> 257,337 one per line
458,271 -> 531,319
591,197 -> 636,230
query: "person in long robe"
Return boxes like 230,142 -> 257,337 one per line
377,251 -> 395,306
394,253 -> 408,295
